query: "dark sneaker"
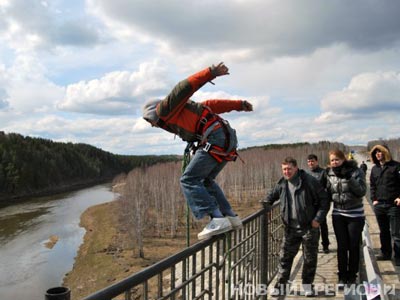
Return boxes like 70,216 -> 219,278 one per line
395,258 -> 400,266
271,282 -> 289,297
376,254 -> 391,261
337,278 -> 346,290
323,247 -> 330,254
346,276 -> 357,288
302,284 -> 315,297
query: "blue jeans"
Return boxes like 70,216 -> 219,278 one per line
180,124 -> 237,220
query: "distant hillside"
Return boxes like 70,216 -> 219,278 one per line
0,132 -> 179,201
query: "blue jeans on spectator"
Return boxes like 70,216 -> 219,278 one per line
374,203 -> 400,259
180,124 -> 237,220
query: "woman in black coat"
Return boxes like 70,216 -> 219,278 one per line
326,149 -> 367,288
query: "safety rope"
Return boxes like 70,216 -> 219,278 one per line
182,142 -> 193,247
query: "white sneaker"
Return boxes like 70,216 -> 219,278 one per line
226,215 -> 243,230
197,218 -> 232,240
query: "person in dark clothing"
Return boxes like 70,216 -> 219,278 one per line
306,154 -> 330,253
326,149 -> 366,288
360,161 -> 368,174
370,145 -> 400,266
264,157 -> 329,297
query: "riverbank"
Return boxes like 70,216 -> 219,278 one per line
63,198 -> 260,299
0,177 -> 114,205
63,200 -> 197,299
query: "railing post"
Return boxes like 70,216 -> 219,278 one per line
45,287 -> 71,300
260,203 -> 270,300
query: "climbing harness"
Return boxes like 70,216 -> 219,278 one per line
194,108 -> 242,163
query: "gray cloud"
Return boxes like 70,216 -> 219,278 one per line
91,0 -> 400,57
49,19 -> 103,47
0,0 -> 103,49
317,71 -> 400,123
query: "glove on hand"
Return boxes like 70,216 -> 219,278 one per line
262,201 -> 272,211
210,62 -> 229,77
242,100 -> 253,111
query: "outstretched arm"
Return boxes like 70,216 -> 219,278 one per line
158,64 -> 219,120
201,99 -> 253,114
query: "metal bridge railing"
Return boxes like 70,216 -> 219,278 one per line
50,202 -> 283,300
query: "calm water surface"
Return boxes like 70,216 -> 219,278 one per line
0,183 -> 116,300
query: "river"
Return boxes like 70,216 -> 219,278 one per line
0,183 -> 116,300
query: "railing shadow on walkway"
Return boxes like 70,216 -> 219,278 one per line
337,218 -> 387,300
81,202 -> 283,300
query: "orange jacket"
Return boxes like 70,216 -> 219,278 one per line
156,67 -> 244,142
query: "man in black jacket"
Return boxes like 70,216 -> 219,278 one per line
370,145 -> 400,266
306,154 -> 330,253
264,157 -> 329,296
360,161 -> 368,174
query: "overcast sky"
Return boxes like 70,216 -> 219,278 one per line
1,0 -> 400,155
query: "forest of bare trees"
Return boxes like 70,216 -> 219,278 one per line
218,141 -> 346,203
114,141 -> 351,257
116,163 -> 184,257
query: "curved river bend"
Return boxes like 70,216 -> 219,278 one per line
0,183 -> 115,300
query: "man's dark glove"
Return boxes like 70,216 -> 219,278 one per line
262,201 -> 272,212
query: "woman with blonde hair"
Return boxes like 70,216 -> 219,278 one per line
325,149 -> 366,288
